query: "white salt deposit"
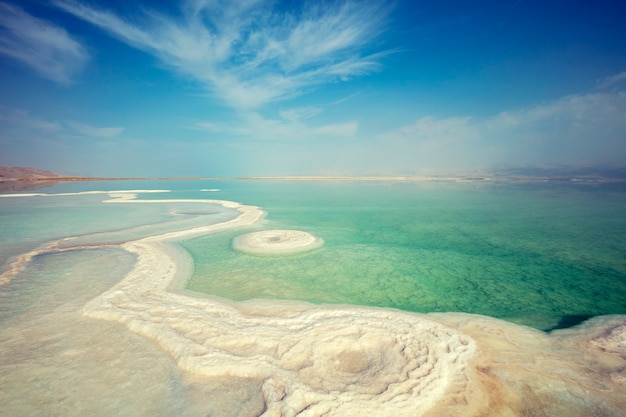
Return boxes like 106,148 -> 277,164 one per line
79,198 -> 476,415
2,191 -> 625,416
233,229 -> 324,255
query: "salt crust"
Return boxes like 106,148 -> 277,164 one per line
3,191 -> 626,416
233,229 -> 324,255
79,195 -> 478,416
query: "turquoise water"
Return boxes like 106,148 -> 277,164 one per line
0,186 -> 237,257
0,184 -> 262,417
1,179 -> 625,416
180,180 -> 626,330
2,180 -> 626,331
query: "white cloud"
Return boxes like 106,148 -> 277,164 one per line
378,89 -> 626,168
598,70 -> 626,89
193,110 -> 358,141
65,122 -> 125,138
0,108 -> 124,140
192,121 -> 251,136
53,0 -> 390,109
314,121 -> 358,136
380,116 -> 474,145
278,107 -> 322,122
0,2 -> 89,84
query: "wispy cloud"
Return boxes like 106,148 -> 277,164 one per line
598,70 -> 626,89
313,121 -> 358,136
278,107 -> 322,123
64,122 -> 125,138
0,108 -> 124,139
378,89 -> 626,168
0,2 -> 89,84
53,0 -> 390,109
193,109 -> 357,141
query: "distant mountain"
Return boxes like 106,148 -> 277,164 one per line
0,166 -> 62,192
0,166 -> 61,179
488,165 -> 626,180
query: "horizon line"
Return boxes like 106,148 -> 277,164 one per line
3,175 -> 625,183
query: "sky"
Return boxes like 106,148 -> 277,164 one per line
0,0 -> 625,177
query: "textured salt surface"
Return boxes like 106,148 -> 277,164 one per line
80,200 -> 477,415
233,229 -> 324,255
83,196 -> 626,416
2,191 -> 625,416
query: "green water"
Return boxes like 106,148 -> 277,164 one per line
2,180 -> 625,331
182,180 -> 626,330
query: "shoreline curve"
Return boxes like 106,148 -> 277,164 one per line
2,191 -> 625,416
81,196 -> 479,416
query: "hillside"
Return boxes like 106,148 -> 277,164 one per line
0,166 -> 61,179
0,166 -> 61,192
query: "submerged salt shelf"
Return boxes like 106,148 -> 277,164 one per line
185,180 -> 626,331
233,229 -> 324,255
1,181 -> 626,416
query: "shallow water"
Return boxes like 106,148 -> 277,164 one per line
0,187 -> 265,417
181,180 -> 626,330
0,246 -> 266,417
4,180 -> 625,331
1,180 -> 626,416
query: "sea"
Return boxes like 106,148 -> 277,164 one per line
1,179 -> 625,416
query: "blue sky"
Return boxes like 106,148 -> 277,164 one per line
0,0 -> 625,177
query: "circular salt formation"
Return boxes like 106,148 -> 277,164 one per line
233,229 -> 324,255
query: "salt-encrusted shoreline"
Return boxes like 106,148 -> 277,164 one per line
78,196 -> 479,416
2,191 -> 625,416
0,190 -> 236,286
84,196 -> 626,416
2,193 -> 479,414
